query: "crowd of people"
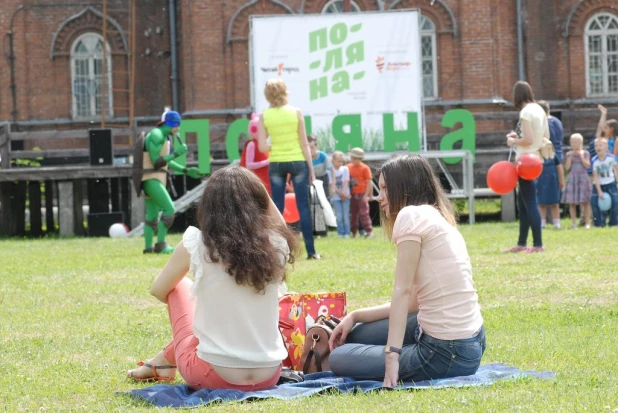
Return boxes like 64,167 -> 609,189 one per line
127,79 -> 485,389
125,78 -> 615,391
504,81 -> 618,254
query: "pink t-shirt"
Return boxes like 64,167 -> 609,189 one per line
392,205 -> 483,340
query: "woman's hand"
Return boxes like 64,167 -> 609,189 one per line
383,354 -> 400,387
328,313 -> 355,351
506,131 -> 517,147
599,104 -> 607,115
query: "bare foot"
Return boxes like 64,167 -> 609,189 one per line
127,350 -> 176,381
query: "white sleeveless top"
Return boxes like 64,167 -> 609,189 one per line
183,226 -> 288,368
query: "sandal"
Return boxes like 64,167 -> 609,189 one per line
502,245 -> 526,254
127,361 -> 177,383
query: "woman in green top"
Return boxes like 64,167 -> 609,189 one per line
257,79 -> 321,260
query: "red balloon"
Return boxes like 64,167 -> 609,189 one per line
516,153 -> 543,181
487,161 -> 518,194
283,193 -> 300,224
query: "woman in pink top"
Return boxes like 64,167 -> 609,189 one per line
328,154 -> 485,386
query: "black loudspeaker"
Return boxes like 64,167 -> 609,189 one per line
87,212 -> 124,237
89,129 -> 113,166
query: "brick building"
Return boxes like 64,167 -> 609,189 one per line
1,0 -> 617,156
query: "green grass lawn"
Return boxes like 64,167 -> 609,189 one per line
1,222 -> 617,412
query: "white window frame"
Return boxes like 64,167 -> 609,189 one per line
420,15 -> 438,100
70,33 -> 113,119
321,0 -> 361,13
585,13 -> 618,97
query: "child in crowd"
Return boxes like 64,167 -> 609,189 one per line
591,138 -> 618,227
308,134 -> 331,197
561,133 -> 592,229
588,105 -> 618,160
239,137 -> 270,194
598,105 -> 617,155
348,147 -> 374,238
328,151 -> 351,237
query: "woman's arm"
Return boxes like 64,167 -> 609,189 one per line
383,240 -> 421,387
596,105 -> 607,138
245,141 -> 269,170
257,116 -> 271,153
557,163 -> 565,189
296,109 -> 316,182
517,119 -> 535,147
150,241 -> 191,303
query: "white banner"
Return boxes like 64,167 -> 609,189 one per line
250,11 -> 424,152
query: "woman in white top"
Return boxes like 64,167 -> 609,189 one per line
127,166 -> 297,390
328,154 -> 485,387
503,81 -> 547,253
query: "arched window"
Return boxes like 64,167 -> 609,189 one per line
421,15 -> 437,99
585,13 -> 618,96
321,0 -> 361,13
71,33 -> 113,118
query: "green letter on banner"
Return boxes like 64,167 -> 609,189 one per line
304,116 -> 313,135
310,76 -> 328,101
309,28 -> 328,52
383,112 -> 420,152
179,119 -> 210,174
439,109 -> 476,164
226,118 -> 249,162
332,114 -> 362,151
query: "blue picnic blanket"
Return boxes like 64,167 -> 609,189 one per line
125,363 -> 554,408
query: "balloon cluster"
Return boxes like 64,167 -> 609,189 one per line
486,153 -> 543,194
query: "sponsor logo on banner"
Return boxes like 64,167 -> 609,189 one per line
260,63 -> 300,76
376,56 -> 385,74
375,57 -> 411,73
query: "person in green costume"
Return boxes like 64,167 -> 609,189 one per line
140,110 -> 202,254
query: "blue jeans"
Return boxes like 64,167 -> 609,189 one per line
517,178 -> 542,247
329,313 -> 486,382
269,161 -> 316,256
591,183 -> 618,227
332,198 -> 350,236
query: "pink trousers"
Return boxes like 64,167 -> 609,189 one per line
162,278 -> 281,391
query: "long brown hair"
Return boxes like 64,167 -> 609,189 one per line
512,81 -> 535,110
379,154 -> 457,239
197,166 -> 297,293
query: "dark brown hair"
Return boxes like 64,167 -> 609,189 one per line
379,154 -> 457,239
197,166 -> 297,293
513,81 -> 535,110
307,134 -> 317,144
